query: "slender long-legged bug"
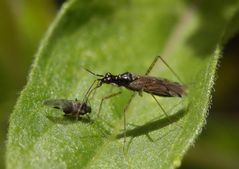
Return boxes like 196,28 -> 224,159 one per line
44,99 -> 92,118
83,56 -> 186,143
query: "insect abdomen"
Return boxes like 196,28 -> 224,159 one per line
126,76 -> 186,97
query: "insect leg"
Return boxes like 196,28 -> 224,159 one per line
75,81 -> 100,120
145,56 -> 161,75
146,56 -> 184,84
98,91 -> 122,117
151,95 -> 183,129
82,79 -> 98,103
158,56 -> 184,84
123,93 -> 136,145
88,82 -> 99,101
76,105 -> 82,121
151,94 -> 172,122
74,80 -> 98,120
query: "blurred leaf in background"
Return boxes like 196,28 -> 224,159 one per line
0,0 -> 58,168
180,8 -> 239,169
181,32 -> 239,169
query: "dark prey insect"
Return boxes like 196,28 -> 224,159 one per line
44,99 -> 91,118
83,56 -> 186,143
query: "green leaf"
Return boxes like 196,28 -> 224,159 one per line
6,0 -> 239,168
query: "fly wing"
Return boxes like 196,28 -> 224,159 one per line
44,99 -> 74,113
128,76 -> 186,97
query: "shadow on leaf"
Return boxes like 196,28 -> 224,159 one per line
116,108 -> 185,140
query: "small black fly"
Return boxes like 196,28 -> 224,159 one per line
44,99 -> 91,118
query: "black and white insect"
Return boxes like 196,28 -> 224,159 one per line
83,56 -> 186,143
44,99 -> 91,118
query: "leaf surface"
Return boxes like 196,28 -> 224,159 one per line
7,0 -> 239,168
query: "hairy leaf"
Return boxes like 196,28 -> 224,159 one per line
7,0 -> 239,169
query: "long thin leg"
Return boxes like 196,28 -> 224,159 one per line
98,91 -> 122,116
151,95 -> 171,121
123,93 -> 136,144
88,82 -> 101,102
158,56 -> 184,84
145,56 -> 160,75
151,95 -> 182,129
82,79 -> 98,103
85,82 -> 103,104
76,80 -> 98,119
76,104 -> 83,121
145,56 -> 184,84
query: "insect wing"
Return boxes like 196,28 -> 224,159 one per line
44,99 -> 73,110
128,76 -> 185,97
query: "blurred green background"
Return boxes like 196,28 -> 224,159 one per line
0,0 -> 238,168
0,0 -> 58,168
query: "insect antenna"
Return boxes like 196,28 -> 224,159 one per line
81,66 -> 104,77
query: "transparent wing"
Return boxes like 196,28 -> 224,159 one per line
44,99 -> 73,110
129,76 -> 185,97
